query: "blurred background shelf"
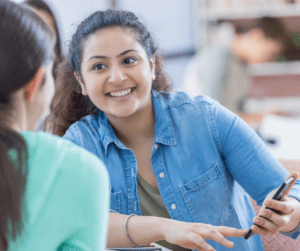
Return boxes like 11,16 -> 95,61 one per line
193,0 -> 300,46
249,61 -> 300,76
194,0 -> 300,117
197,5 -> 300,20
248,61 -> 300,98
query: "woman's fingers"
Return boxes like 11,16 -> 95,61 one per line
251,224 -> 270,236
198,227 -> 238,249
214,226 -> 248,237
187,232 -> 216,251
253,216 -> 278,233
252,196 -> 298,235
166,221 -> 247,250
260,209 -> 288,228
265,199 -> 295,215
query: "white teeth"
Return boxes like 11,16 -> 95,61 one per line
109,88 -> 132,97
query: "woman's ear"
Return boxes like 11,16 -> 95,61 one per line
74,72 -> 88,95
150,56 -> 156,81
24,67 -> 44,101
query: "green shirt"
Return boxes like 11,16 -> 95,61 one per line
137,174 -> 191,251
8,132 -> 110,251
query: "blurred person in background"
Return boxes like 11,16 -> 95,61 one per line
182,17 -> 289,113
23,0 -> 63,79
23,0 -> 64,131
0,1 -> 109,250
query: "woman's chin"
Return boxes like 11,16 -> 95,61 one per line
106,107 -> 140,120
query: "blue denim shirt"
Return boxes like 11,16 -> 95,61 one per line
63,91 -> 300,251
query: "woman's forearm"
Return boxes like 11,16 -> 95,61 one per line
106,213 -> 165,248
106,212 -> 248,250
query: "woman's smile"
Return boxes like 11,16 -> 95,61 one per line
106,87 -> 136,101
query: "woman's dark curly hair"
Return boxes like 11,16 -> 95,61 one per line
45,9 -> 171,136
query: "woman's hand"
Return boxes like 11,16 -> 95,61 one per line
161,218 -> 248,251
251,172 -> 300,236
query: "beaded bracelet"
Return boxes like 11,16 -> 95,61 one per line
125,214 -> 140,247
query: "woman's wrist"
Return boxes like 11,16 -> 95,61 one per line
159,217 -> 178,242
152,216 -> 167,241
128,216 -> 166,246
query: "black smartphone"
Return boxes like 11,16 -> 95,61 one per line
244,176 -> 295,240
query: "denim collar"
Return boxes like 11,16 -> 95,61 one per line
97,90 -> 176,156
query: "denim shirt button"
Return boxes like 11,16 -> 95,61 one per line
159,172 -> 165,178
154,144 -> 159,150
171,204 -> 177,210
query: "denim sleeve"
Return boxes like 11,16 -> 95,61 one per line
211,100 -> 300,239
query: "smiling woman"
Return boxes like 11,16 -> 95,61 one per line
46,9 -> 300,251
45,10 -> 170,136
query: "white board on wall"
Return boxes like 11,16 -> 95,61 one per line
119,0 -> 195,54
45,0 -> 110,52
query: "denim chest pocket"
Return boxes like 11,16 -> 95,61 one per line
179,163 -> 232,225
110,191 -> 121,213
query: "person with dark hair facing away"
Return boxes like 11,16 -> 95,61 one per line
46,9 -> 300,251
23,0 -> 63,79
0,1 -> 109,250
182,17 -> 289,113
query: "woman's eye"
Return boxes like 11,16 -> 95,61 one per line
123,58 -> 137,64
93,64 -> 106,70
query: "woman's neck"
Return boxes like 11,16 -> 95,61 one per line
0,103 -> 26,133
0,112 -> 25,133
106,100 -> 155,148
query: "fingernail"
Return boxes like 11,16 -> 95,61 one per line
265,202 -> 270,206
254,218 -> 260,223
261,212 -> 267,216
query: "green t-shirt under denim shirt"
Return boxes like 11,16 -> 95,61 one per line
8,132 -> 110,251
137,174 -> 191,251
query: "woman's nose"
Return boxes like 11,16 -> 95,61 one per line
108,66 -> 126,84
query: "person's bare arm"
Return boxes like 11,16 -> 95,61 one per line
106,213 -> 164,248
107,213 -> 248,251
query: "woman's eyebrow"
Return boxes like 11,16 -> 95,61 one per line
87,49 -> 138,62
117,49 -> 138,58
87,55 -> 108,62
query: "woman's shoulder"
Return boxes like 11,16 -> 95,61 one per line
154,91 -> 237,126
155,91 -> 215,107
67,114 -> 99,132
64,113 -> 103,137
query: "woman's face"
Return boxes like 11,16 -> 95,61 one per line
77,27 -> 155,120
